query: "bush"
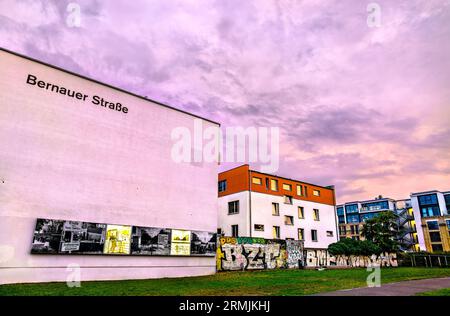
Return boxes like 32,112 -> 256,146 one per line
328,238 -> 382,256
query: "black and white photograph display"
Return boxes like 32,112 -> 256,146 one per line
31,219 -> 64,254
131,226 -> 171,255
30,218 -> 216,257
60,221 -> 106,254
190,231 -> 216,256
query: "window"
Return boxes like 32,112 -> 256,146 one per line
350,225 -> 359,234
252,177 -> 262,185
447,220 -> 450,230
427,221 -> 439,230
273,226 -> 280,239
338,215 -> 345,224
326,231 -> 334,237
298,228 -> 304,241
272,202 -> 280,216
418,194 -> 439,205
429,232 -> 442,242
339,226 -> 346,235
231,225 -> 239,237
284,216 -> 294,225
298,206 -> 304,219
282,183 -> 292,191
345,204 -> 359,213
421,207 -> 441,217
361,212 -> 380,222
361,201 -> 389,212
254,224 -> 264,231
311,229 -> 318,242
313,190 -> 320,197
336,207 -> 344,215
296,185 -> 302,196
218,180 -> 227,193
346,214 -> 360,223
418,194 -> 441,217
432,244 -> 443,252
270,179 -> 278,191
284,195 -> 293,205
313,209 -> 320,221
304,186 -> 308,196
228,201 -> 239,215
265,178 -> 270,189
445,195 -> 450,210
217,228 -> 222,235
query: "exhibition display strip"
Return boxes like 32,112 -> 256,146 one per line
31,218 -> 216,257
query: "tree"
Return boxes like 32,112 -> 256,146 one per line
328,238 -> 381,256
360,211 -> 399,253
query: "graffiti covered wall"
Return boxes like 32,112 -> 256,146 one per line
217,236 -> 398,271
304,249 -> 398,268
216,237 -> 304,271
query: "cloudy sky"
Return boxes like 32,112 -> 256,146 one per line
1,0 -> 449,203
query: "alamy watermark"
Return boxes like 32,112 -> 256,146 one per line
367,2 -> 382,28
366,266 -> 381,287
66,3 -> 81,28
171,119 -> 280,173
66,263 -> 81,288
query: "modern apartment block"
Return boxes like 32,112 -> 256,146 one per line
218,165 -> 338,250
336,197 -> 418,252
411,190 -> 450,252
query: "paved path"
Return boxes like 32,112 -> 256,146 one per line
314,277 -> 450,296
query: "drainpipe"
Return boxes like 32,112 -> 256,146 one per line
329,185 -> 339,242
249,169 -> 252,237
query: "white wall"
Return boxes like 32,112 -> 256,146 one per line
0,50 -> 218,284
218,190 -> 338,249
411,196 -> 426,251
218,191 -> 249,237
249,192 -> 338,248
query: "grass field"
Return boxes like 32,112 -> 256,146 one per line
1,267 -> 450,296
416,287 -> 450,296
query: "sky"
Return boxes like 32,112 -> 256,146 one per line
0,0 -> 449,203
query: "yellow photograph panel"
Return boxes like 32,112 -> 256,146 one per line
103,225 -> 131,254
171,229 -> 191,243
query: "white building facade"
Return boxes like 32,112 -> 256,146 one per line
218,165 -> 338,250
0,48 -> 219,284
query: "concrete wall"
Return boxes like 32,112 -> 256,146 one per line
216,237 -> 398,270
0,49 -> 218,284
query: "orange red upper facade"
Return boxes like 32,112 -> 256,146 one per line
218,165 -> 336,206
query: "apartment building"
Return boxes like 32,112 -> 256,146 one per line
411,190 -> 450,252
336,197 -> 418,252
218,165 -> 338,250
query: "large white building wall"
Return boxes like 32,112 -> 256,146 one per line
0,49 -> 218,284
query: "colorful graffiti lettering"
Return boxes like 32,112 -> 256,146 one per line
217,237 -> 304,271
217,237 -> 398,271
303,249 -> 398,268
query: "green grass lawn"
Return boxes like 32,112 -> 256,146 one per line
1,267 -> 450,296
416,287 -> 450,296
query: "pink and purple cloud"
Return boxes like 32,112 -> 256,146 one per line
1,0 -> 449,203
